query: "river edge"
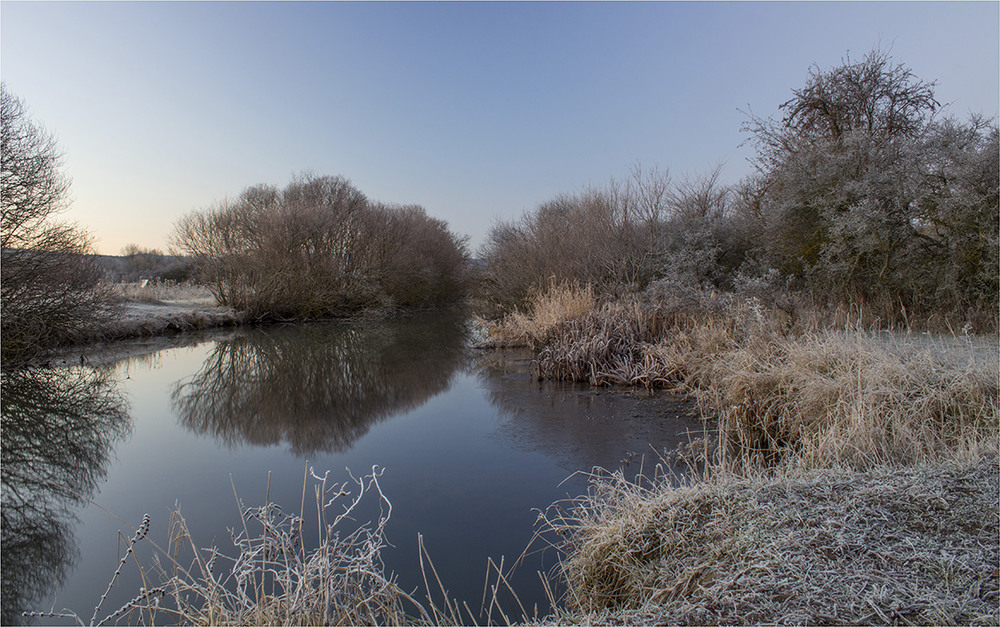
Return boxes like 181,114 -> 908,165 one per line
26,299 -> 478,369
12,302 -> 998,625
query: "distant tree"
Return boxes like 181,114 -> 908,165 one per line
171,174 -> 468,319
120,243 -> 164,258
119,242 -> 176,278
478,166 -> 674,313
1,84 -> 118,363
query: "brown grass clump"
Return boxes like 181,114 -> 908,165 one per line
529,283 -> 998,470
705,330 -> 999,470
539,458 -> 1000,625
476,281 -> 596,349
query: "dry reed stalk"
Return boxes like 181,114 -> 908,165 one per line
32,467 -> 474,626
476,281 -> 595,348
530,287 -> 997,469
702,330 -> 999,470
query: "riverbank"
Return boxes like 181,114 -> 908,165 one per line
481,283 -> 998,624
539,458 -> 999,625
32,298 -> 244,368
25,282 -> 468,368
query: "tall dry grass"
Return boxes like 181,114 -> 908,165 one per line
27,467 -> 474,627
523,283 -> 998,470
705,330 -> 998,471
475,281 -> 596,349
482,282 -> 999,623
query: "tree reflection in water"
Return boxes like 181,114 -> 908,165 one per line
474,349 -> 705,477
1,367 -> 131,625
172,311 -> 470,456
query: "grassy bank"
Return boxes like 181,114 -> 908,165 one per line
481,283 -> 998,470
539,458 -> 999,625
482,282 -> 998,623
22,282 -> 244,367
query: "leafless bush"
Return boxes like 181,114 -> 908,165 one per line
171,175 -> 468,320
1,85 -> 120,364
477,165 -> 759,316
477,166 -> 673,314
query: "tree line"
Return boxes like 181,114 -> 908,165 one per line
2,48 -> 996,363
171,175 -> 468,320
478,49 -> 998,330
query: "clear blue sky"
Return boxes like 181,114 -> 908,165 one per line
2,1 -> 997,255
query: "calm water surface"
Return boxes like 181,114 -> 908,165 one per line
2,312 -> 704,624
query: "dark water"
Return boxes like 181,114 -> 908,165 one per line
2,311 -> 704,624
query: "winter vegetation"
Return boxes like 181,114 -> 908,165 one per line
23,467 -> 473,626
170,174 -> 469,321
539,459 -> 998,625
472,49 -> 999,624
0,84 -> 121,364
7,47 -> 999,625
478,49 -> 998,333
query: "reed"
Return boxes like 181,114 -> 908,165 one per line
476,281 -> 596,349
529,284 -> 998,469
516,283 -> 998,622
705,329 -> 998,471
28,467 -> 471,626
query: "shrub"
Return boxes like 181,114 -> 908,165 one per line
171,174 -> 468,320
741,48 -> 998,330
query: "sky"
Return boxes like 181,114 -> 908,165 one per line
2,1 -> 997,256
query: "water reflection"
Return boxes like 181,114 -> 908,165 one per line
475,350 -> 706,476
172,312 -> 470,455
1,367 -> 131,624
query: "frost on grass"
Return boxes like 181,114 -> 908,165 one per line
28,466 -> 463,627
540,458 -> 1000,625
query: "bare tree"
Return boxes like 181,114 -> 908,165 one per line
478,167 -> 679,312
1,85 -> 118,363
171,174 -> 468,319
1,86 -> 72,251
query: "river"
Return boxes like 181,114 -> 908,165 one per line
2,310 -> 705,624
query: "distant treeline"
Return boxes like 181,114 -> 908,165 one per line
477,49 -> 998,332
93,249 -> 193,283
